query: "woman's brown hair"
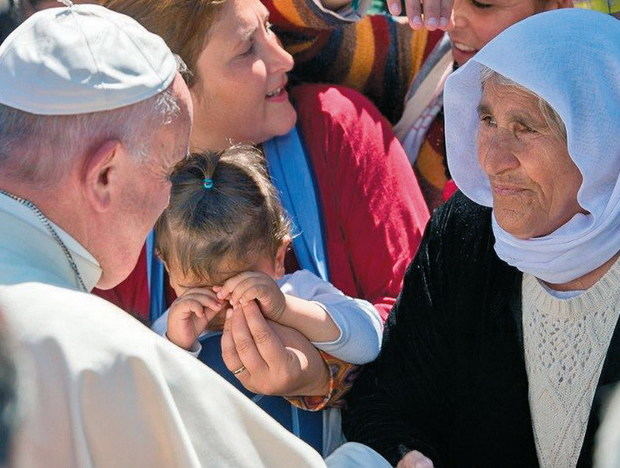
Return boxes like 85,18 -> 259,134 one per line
100,0 -> 226,86
155,145 -> 291,284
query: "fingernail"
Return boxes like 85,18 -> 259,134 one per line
425,17 -> 438,29
388,0 -> 401,14
410,15 -> 423,29
439,17 -> 449,29
225,308 -> 232,320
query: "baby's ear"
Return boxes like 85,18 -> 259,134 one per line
156,253 -> 169,273
274,237 -> 291,277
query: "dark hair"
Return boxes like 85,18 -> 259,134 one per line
155,145 -> 291,284
0,0 -> 19,45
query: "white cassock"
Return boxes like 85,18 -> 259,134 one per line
0,196 -> 390,467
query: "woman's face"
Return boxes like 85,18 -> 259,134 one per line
189,0 -> 297,151
477,80 -> 584,239
447,0 -> 563,66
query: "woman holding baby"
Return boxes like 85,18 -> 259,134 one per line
103,0 -> 429,455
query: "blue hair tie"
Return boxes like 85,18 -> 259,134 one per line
203,178 -> 214,189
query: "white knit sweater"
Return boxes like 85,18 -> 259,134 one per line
522,257 -> 620,468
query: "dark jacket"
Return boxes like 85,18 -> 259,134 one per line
343,192 -> 620,467
0,0 -> 19,45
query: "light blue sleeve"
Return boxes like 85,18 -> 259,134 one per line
279,270 -> 383,364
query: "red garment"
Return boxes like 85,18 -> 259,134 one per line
96,84 -> 429,325
291,84 -> 429,321
442,179 -> 458,201
92,247 -> 150,323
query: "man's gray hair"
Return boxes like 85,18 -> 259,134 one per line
480,67 -> 567,143
0,83 -> 181,185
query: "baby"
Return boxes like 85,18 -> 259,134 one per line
152,145 -> 382,366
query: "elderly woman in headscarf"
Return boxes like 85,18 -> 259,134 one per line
343,9 -> 619,468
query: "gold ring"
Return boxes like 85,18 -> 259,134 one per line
232,365 -> 246,375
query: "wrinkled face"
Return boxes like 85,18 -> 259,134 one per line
108,75 -> 192,286
190,0 -> 297,151
477,80 -> 584,239
447,0 -> 547,66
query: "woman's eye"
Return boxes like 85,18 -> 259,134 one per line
516,122 -> 537,134
471,0 -> 493,8
265,21 -> 274,33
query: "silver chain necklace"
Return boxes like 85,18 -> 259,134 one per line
0,190 -> 88,292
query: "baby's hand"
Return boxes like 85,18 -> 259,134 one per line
167,288 -> 224,350
215,272 -> 286,323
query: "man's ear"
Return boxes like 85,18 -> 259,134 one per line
82,140 -> 123,213
274,236 -> 292,278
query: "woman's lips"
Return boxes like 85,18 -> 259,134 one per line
265,87 -> 288,102
491,184 -> 528,196
451,41 -> 478,64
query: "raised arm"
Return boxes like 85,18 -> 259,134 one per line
321,0 -> 352,9
265,0 -> 445,123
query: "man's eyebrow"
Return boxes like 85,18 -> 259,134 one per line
477,103 -> 491,116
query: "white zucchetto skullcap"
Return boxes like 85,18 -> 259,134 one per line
0,2 -> 177,115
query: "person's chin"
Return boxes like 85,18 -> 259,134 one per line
96,269 -> 128,290
450,42 -> 479,66
265,108 -> 298,140
495,210 -> 535,239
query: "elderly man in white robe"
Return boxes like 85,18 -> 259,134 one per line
0,2 -> 389,467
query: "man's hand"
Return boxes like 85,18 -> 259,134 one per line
387,0 -> 453,31
166,288 -> 224,350
215,271 -> 287,322
397,450 -> 434,468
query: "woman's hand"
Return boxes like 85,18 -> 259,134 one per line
322,0 -> 452,32
220,300 -> 331,396
397,450 -> 434,468
387,0 -> 452,31
166,288 -> 224,350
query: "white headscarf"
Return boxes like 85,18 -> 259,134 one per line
444,9 -> 620,284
